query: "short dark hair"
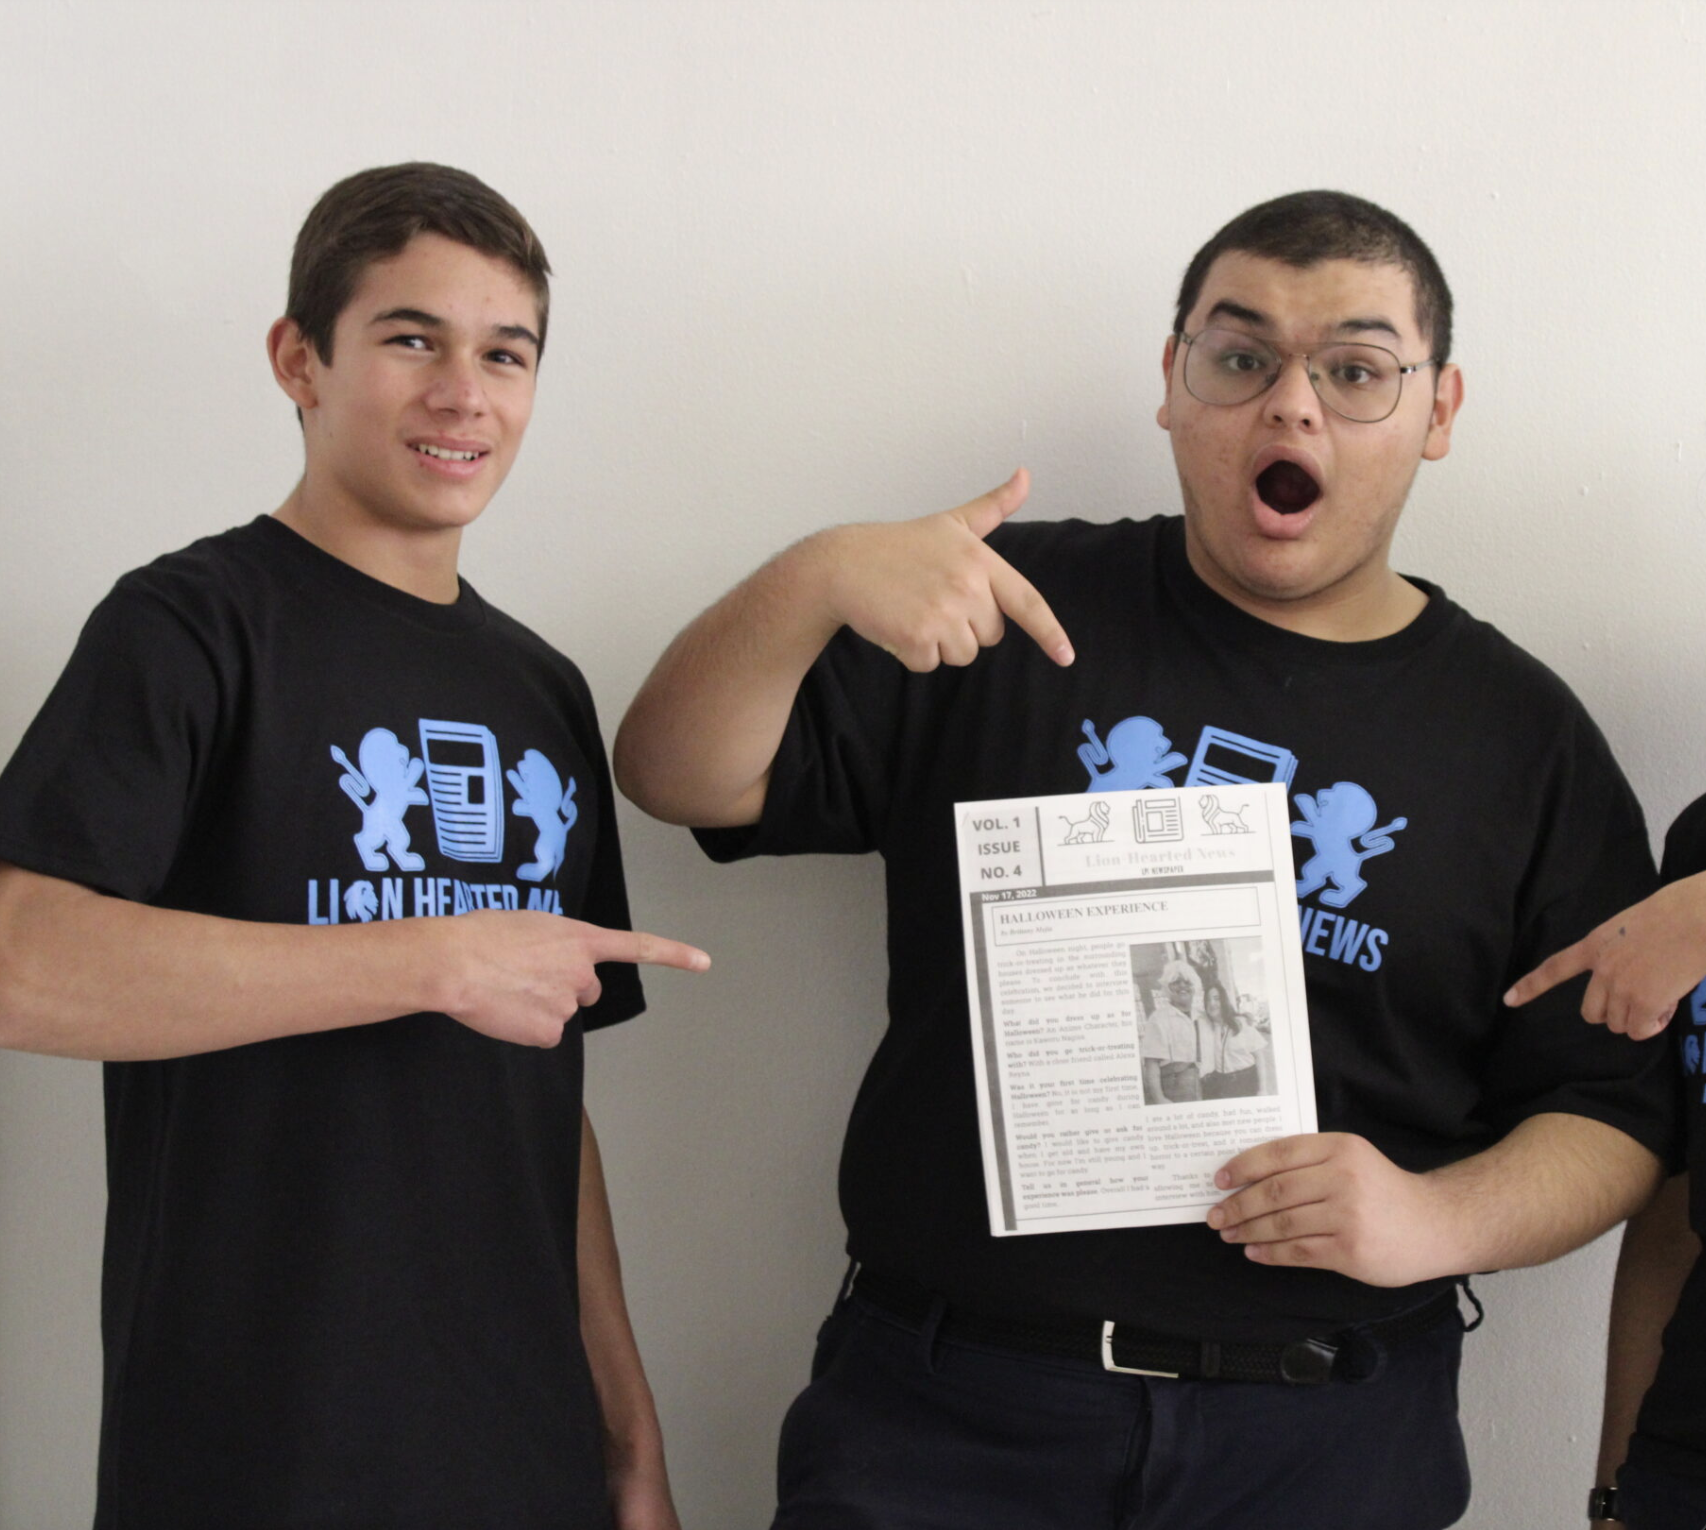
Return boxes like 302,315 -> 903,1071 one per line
1172,190 -> 1452,364
287,162 -> 551,363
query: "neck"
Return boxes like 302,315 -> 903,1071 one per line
1184,536 -> 1426,643
273,481 -> 463,604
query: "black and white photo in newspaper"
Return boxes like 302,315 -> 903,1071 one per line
955,783 -> 1315,1235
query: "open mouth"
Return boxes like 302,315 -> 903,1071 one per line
411,443 -> 487,463
1254,460 -> 1322,515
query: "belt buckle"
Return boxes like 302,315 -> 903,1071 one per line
1279,1337 -> 1338,1385
1100,1320 -> 1180,1378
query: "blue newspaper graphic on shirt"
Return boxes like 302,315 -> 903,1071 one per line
955,782 -> 1316,1236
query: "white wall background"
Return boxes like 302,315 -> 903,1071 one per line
2,1 -> 1703,1524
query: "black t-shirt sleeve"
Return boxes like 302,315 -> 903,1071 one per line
694,625 -> 907,863
0,584 -> 222,901
568,676 -> 646,1032
1474,705 -> 1677,1158
1660,797 -> 1706,888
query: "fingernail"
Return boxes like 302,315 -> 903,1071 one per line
693,952 -> 711,972
1206,1207 -> 1222,1228
1054,642 -> 1076,666
1213,1169 -> 1229,1188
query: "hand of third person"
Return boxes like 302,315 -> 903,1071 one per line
1504,872 -> 1706,1039
813,468 -> 1075,671
1208,1132 -> 1466,1287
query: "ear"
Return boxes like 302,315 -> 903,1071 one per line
1156,335 -> 1180,432
1421,362 -> 1464,462
268,317 -> 321,413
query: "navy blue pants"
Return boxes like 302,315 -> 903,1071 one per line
1620,1460 -> 1706,1530
772,1290 -> 1471,1530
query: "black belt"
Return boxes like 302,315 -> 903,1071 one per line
849,1267 -> 1461,1386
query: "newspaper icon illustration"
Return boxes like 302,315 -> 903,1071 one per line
418,719 -> 505,863
1132,796 -> 1184,842
1184,727 -> 1299,790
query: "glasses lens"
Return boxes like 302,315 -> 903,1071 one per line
1312,343 -> 1402,423
1184,329 -> 1279,406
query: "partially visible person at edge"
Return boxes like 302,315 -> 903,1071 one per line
0,162 -> 706,1530
1509,813 -> 1706,1530
613,189 -> 1677,1530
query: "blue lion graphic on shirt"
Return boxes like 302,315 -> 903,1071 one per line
508,749 -> 578,883
1292,781 -> 1407,909
331,729 -> 430,873
1079,716 -> 1187,790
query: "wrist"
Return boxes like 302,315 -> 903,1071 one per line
602,1401 -> 666,1475
784,524 -> 863,640
407,915 -> 467,1019
1409,1165 -> 1483,1281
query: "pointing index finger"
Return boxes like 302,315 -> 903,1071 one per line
584,925 -> 712,973
988,556 -> 1075,667
1503,940 -> 1590,1009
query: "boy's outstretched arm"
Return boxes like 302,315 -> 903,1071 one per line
0,861 -> 707,1061
613,469 -> 1072,829
1505,872 -> 1706,1039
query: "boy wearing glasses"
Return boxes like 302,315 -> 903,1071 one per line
0,164 -> 705,1529
614,190 -> 1674,1527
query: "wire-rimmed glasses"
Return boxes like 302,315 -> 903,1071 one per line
1176,327 -> 1438,424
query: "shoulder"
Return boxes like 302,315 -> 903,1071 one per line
118,517 -> 275,601
111,516 -> 280,614
987,513 -> 1171,571
477,600 -> 591,687
85,519 -> 277,658
985,515 -> 1177,615
1425,595 -> 1605,733
473,597 -> 603,721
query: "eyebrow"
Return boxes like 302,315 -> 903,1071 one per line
1202,299 -> 1402,343
370,307 -> 541,351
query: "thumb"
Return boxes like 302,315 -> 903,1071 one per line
953,467 -> 1030,540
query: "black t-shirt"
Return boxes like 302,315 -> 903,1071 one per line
1627,796 -> 1706,1480
0,517 -> 642,1529
700,514 -> 1674,1342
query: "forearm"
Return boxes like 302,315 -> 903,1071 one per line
1597,1174 -> 1696,1486
614,530 -> 845,827
1426,1112 -> 1664,1275
578,1110 -> 676,1525
0,862 -> 442,1060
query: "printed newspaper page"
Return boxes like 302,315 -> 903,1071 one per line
955,783 -> 1315,1236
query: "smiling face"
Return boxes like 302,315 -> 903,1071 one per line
1157,252 -> 1463,639
271,232 -> 540,563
